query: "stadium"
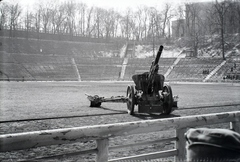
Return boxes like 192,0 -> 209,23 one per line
1,33 -> 240,82
1,0 -> 240,161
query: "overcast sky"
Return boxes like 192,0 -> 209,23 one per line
10,0 -> 215,12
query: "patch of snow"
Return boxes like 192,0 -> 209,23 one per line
119,44 -> 127,58
134,45 -> 182,58
100,51 -> 113,57
136,51 -> 155,58
135,45 -> 152,58
162,49 -> 181,58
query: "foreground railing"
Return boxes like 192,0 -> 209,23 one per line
0,111 -> 240,161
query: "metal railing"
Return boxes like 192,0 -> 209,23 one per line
0,111 -> 240,161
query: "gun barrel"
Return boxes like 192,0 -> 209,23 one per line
147,45 -> 164,89
153,45 -> 163,65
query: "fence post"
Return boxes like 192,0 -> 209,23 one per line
230,121 -> 240,133
175,128 -> 187,162
96,138 -> 109,162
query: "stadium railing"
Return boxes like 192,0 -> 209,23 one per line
0,111 -> 240,161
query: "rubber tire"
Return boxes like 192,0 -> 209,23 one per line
162,85 -> 173,115
126,85 -> 135,115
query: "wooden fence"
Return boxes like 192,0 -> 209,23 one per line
0,111 -> 240,161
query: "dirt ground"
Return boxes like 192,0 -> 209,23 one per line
0,81 -> 240,161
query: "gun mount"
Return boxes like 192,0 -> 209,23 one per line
86,45 -> 178,115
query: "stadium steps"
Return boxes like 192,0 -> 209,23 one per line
23,64 -> 77,81
0,63 -> 35,81
71,58 -> 81,81
166,58 -> 221,82
164,57 -> 182,78
125,43 -> 135,58
101,65 -> 122,80
1,36 -> 122,57
120,58 -> 128,80
203,60 -> 227,82
9,54 -> 77,81
209,58 -> 240,82
0,51 -> 15,63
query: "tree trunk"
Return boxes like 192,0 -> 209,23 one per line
221,14 -> 225,60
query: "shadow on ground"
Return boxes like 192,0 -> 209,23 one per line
95,106 -> 127,113
132,113 -> 181,120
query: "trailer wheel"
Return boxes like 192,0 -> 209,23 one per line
162,85 -> 173,115
126,85 -> 135,115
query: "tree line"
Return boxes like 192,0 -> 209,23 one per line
0,0 -> 240,59
0,0 -> 177,41
183,0 -> 240,59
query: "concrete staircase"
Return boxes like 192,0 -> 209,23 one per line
203,60 -> 227,82
120,58 -> 128,80
125,43 -> 135,58
119,42 -> 134,80
164,56 -> 182,78
71,58 -> 81,81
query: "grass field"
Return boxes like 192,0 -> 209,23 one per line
0,81 -> 240,161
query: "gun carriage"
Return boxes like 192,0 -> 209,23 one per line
86,45 -> 178,115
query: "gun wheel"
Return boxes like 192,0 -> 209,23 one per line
162,85 -> 173,115
126,85 -> 135,115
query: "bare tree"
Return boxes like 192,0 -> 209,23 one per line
73,2 -> 87,36
153,9 -> 162,40
142,6 -> 150,40
33,7 -> 41,34
120,8 -> 133,40
205,3 -> 216,36
128,15 -> 136,40
185,3 -> 203,57
65,0 -> 76,35
134,6 -> 145,41
225,0 -> 238,34
8,3 -> 22,36
0,1 -> 9,29
86,6 -> 94,37
40,2 -> 53,33
50,3 -> 66,34
107,9 -> 118,38
24,9 -> 34,39
112,12 -> 121,38
149,7 -> 157,55
161,3 -> 174,37
213,0 -> 229,60
103,9 -> 115,39
92,7 -> 115,38
94,7 -> 103,38
236,1 -> 240,33
174,4 -> 185,38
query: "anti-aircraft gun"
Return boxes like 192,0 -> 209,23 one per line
86,45 -> 178,115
